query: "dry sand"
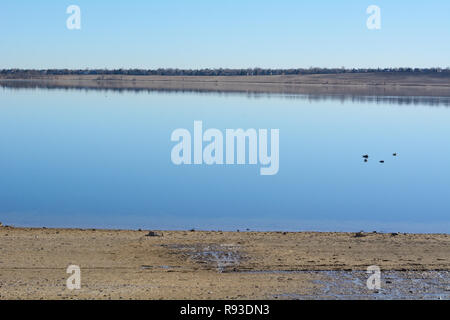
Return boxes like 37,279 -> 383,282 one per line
0,226 -> 448,300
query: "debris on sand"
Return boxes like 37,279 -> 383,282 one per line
354,231 -> 367,238
164,243 -> 242,273
145,231 -> 163,237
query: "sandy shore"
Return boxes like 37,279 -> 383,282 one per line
1,73 -> 450,97
0,226 -> 448,299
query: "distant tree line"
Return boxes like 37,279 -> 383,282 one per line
1,67 -> 449,77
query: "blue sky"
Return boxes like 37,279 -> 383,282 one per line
1,0 -> 449,69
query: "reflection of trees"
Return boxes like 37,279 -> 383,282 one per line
1,80 -> 449,107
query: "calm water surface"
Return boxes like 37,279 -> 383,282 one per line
1,87 -> 449,233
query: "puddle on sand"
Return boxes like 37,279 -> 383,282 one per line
163,244 -> 241,273
269,270 -> 450,300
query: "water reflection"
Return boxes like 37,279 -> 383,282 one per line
1,80 -> 450,107
1,86 -> 450,233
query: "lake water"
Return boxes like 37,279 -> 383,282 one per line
1,87 -> 450,233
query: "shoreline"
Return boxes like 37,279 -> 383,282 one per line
1,226 -> 448,299
1,223 -> 449,235
2,73 -> 450,97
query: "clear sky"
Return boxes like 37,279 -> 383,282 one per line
1,0 -> 449,69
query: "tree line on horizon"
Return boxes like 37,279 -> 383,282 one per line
1,67 -> 449,77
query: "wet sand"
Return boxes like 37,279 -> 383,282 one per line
1,73 -> 450,97
0,227 -> 448,299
